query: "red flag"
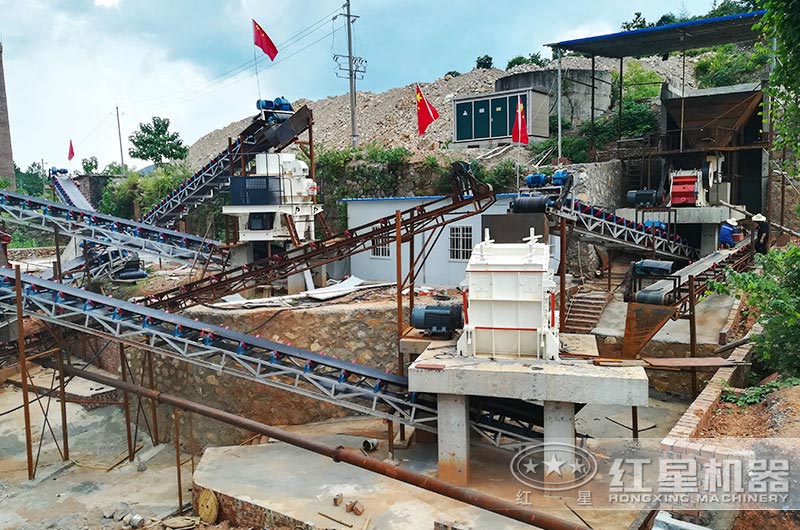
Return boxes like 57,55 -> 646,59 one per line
68,139 -> 75,161
511,95 -> 529,145
253,19 -> 278,61
415,84 -> 439,136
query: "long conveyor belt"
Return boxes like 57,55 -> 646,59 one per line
145,164 -> 497,311
0,189 -> 226,267
0,268 -> 548,447
52,175 -> 94,210
554,199 -> 698,261
141,106 -> 312,227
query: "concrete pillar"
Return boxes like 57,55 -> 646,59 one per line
312,263 -> 327,288
287,272 -> 306,294
437,394 -> 470,485
543,400 -> 575,486
0,44 -> 15,190
700,224 -> 718,256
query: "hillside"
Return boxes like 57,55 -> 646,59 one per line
186,55 -> 697,170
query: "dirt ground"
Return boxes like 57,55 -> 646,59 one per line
699,384 -> 800,438
733,510 -> 800,530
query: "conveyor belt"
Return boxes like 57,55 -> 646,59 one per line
52,175 -> 94,210
632,241 -> 751,306
0,189 -> 226,267
145,165 -> 497,311
0,268 -> 547,447
141,106 -> 312,227
555,199 -> 698,261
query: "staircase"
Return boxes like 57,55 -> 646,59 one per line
563,290 -> 613,334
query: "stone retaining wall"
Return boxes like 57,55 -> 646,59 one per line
123,301 -> 403,449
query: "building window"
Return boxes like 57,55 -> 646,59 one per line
449,226 -> 473,261
371,236 -> 391,258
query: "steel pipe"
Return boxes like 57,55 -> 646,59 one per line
57,364 -> 588,530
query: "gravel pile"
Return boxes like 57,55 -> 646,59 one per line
186,55 -> 701,171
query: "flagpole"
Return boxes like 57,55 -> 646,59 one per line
253,46 -> 262,100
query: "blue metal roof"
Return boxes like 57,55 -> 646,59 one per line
340,193 -> 517,204
548,10 -> 766,58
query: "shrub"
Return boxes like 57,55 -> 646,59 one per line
695,44 -> 770,88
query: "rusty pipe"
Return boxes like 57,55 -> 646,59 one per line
56,363 -> 587,530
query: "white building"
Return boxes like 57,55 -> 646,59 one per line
343,194 -> 560,287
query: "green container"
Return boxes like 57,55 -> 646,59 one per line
473,99 -> 490,139
491,97 -> 508,137
455,101 -> 473,141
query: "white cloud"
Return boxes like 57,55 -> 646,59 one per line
561,22 -> 618,42
4,7 -> 278,171
94,0 -> 120,8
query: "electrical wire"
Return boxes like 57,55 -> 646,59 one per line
122,6 -> 342,110
131,24 -> 345,115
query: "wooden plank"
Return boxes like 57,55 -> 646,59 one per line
643,357 -> 741,368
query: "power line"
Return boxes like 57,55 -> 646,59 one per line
122,7 -> 342,108
132,24 -> 345,115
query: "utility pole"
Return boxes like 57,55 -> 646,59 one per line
116,105 -> 125,168
334,1 -> 366,148
345,0 -> 359,147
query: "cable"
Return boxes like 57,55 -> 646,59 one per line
122,7 -> 342,109
131,25 -> 344,115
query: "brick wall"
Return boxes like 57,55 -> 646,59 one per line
657,325 -> 760,523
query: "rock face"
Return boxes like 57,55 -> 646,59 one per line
186,54 -> 699,174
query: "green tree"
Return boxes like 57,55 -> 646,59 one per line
621,12 -> 650,30
98,162 -> 190,219
506,52 -> 548,70
81,156 -> 98,175
711,246 -> 800,375
128,116 -> 188,167
101,162 -> 134,176
475,55 -> 493,69
612,62 -> 664,103
760,0 -> 800,175
694,44 -> 770,88
14,162 -> 45,197
506,56 -> 529,70
707,0 -> 761,17
445,70 -> 461,77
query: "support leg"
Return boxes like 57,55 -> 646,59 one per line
437,394 -> 470,485
119,344 -> 134,462
543,400 -> 576,489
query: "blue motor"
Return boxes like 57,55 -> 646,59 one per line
273,96 -> 293,111
256,99 -> 275,110
551,169 -> 570,186
411,305 -> 463,337
525,173 -> 550,188
50,167 -> 68,175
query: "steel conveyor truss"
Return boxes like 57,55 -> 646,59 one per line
146,165 -> 497,311
141,106 -> 312,227
621,240 -> 752,357
0,269 -> 545,447
0,189 -> 227,267
555,199 -> 698,261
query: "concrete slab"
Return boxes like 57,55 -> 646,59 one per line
560,333 -> 599,357
193,441 -> 555,530
615,206 -> 745,225
408,349 -> 649,406
593,293 -> 734,345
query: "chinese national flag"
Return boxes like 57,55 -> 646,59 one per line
511,95 -> 529,145
415,84 -> 439,136
68,139 -> 75,161
253,19 -> 278,60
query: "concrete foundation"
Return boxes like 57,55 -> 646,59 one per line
437,394 -> 470,485
409,344 -> 648,484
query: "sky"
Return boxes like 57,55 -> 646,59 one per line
1,0 -> 720,172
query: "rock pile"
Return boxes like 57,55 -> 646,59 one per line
186,55 -> 700,171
